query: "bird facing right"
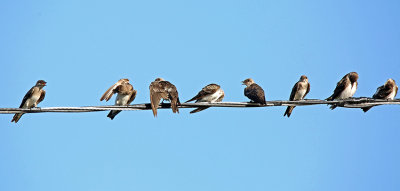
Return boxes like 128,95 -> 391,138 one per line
12,80 -> 47,123
326,72 -> 359,109
242,78 -> 266,105
284,75 -> 310,117
362,78 -> 398,112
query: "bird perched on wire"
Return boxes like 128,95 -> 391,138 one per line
149,78 -> 180,117
100,78 -> 137,120
185,83 -> 225,114
326,72 -> 359,109
362,78 -> 398,112
284,75 -> 310,117
242,78 -> 266,105
11,80 -> 47,123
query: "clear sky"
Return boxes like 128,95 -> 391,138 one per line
1,0 -> 399,190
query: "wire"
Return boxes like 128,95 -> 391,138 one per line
1,98 -> 399,114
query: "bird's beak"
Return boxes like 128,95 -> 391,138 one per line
241,81 -> 245,85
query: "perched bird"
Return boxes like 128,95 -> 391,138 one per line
100,78 -> 137,120
185,83 -> 225,114
326,72 -> 359,109
242,78 -> 266,105
362,78 -> 398,112
149,78 -> 180,117
284,75 -> 310,117
11,80 -> 47,123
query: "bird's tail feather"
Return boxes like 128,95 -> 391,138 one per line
11,113 -> 24,123
362,106 -> 372,113
284,106 -> 295,117
190,107 -> 209,114
107,110 -> 121,120
329,105 -> 337,110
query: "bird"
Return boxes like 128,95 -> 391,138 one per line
11,80 -> 47,123
362,78 -> 398,112
185,83 -> 225,114
149,78 -> 180,117
284,75 -> 310,117
326,72 -> 359,109
100,78 -> 137,120
242,78 -> 266,105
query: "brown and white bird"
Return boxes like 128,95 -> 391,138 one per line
242,78 -> 266,105
362,78 -> 398,112
185,83 -> 225,114
11,80 -> 47,123
326,72 -> 359,109
149,78 -> 180,117
100,78 -> 137,120
284,75 -> 310,117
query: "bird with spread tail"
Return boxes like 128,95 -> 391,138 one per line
11,80 -> 47,123
362,78 -> 398,112
242,78 -> 266,105
326,72 -> 359,109
185,83 -> 225,114
149,78 -> 180,117
100,78 -> 137,120
284,75 -> 310,117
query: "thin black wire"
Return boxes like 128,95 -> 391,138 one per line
1,98 -> 399,114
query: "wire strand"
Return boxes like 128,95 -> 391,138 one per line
1,98 -> 399,114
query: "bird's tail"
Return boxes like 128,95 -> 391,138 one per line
107,110 -> 121,120
329,105 -> 337,110
190,107 -> 210,114
11,113 -> 24,123
283,106 -> 295,117
362,106 -> 372,113
185,97 -> 196,103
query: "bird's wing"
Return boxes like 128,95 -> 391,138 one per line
149,81 -> 169,116
245,84 -> 266,104
128,89 -> 137,105
327,76 -> 348,100
373,84 -> 392,99
19,87 -> 34,108
303,82 -> 310,99
164,81 -> 180,113
289,82 -> 300,101
216,89 -> 225,102
185,84 -> 219,103
37,89 -> 46,105
100,80 -> 123,101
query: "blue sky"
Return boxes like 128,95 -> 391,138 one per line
1,0 -> 400,190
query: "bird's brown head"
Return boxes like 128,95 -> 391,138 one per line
386,78 -> 396,87
242,78 -> 255,86
300,75 -> 308,82
36,80 -> 47,87
155,78 -> 165,82
348,72 -> 359,83
119,78 -> 130,84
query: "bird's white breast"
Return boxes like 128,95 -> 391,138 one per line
338,83 -> 356,99
387,88 -> 396,99
23,90 -> 41,108
198,89 -> 224,102
294,88 -> 307,100
115,94 -> 131,105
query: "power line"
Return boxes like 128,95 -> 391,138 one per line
1,98 -> 399,114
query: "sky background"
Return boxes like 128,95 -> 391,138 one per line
1,0 -> 400,190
